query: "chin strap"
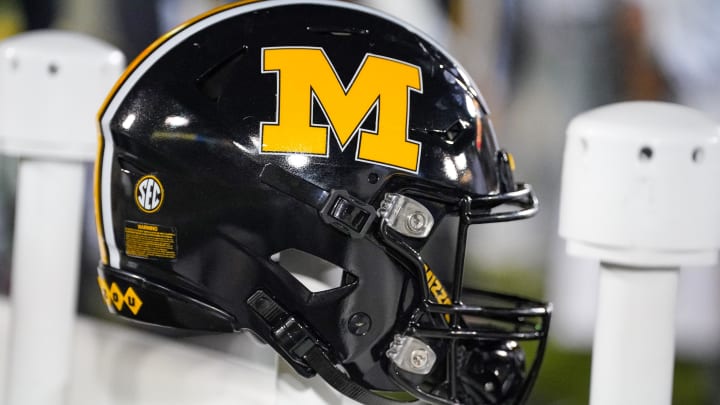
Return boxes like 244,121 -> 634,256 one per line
259,164 -> 377,239
247,290 -> 397,405
304,345 -> 394,405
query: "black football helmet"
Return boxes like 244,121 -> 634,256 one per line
94,1 -> 551,404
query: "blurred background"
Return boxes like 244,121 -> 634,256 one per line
1,0 -> 720,403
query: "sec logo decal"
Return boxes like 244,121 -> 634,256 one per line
135,175 -> 164,213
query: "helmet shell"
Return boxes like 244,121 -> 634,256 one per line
97,0 -> 505,394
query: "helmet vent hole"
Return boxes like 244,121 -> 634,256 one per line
306,26 -> 370,36
692,147 -> 704,163
270,248 -> 346,292
442,120 -> 470,144
638,146 -> 653,161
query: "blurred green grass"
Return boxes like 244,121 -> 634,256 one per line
530,343 -> 714,405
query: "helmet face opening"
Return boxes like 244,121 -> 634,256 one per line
94,1 -> 551,404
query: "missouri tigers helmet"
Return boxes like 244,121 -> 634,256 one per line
95,1 -> 551,404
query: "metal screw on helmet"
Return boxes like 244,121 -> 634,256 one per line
410,348 -> 429,369
378,194 -> 434,238
406,211 -> 427,234
386,335 -> 436,375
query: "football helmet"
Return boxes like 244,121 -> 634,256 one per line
95,1 -> 551,404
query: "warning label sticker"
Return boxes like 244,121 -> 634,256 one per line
124,221 -> 177,260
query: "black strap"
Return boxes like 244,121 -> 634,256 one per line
248,290 -> 391,404
304,345 -> 390,405
259,163 -> 330,209
259,164 -> 377,238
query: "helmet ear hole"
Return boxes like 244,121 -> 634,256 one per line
270,248 -> 345,292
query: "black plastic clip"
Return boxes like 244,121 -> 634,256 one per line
247,291 -> 320,368
319,189 -> 376,239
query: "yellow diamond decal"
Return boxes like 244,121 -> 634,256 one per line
109,282 -> 124,311
97,277 -> 111,307
124,287 -> 143,315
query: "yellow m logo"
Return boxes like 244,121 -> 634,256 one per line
260,47 -> 423,172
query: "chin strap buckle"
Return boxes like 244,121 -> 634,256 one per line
247,290 -> 319,364
260,165 -> 376,239
274,316 -> 317,359
319,189 -> 377,239
247,290 -> 395,405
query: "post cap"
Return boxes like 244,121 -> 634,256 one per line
559,101 -> 720,266
0,30 -> 125,161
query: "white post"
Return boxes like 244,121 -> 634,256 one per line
6,161 -> 86,405
558,102 -> 720,405
0,31 -> 125,405
591,264 -> 678,405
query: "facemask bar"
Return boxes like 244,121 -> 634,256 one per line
377,179 -> 550,405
